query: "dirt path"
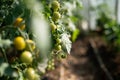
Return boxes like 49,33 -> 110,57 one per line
42,35 -> 116,80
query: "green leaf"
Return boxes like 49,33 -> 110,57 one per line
0,62 -> 9,76
18,71 -> 24,80
61,33 -> 72,54
0,38 -> 12,48
0,61 -> 18,78
72,29 -> 80,42
4,66 -> 18,78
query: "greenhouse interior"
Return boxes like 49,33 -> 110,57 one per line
0,0 -> 120,80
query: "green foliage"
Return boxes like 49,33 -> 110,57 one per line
72,29 -> 80,42
0,59 -> 18,79
96,4 -> 120,51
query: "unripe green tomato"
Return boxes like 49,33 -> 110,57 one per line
51,62 -> 54,66
34,74 -> 40,80
50,23 -> 57,31
52,12 -> 61,22
56,45 -> 62,50
25,68 -> 35,80
46,65 -> 52,71
51,66 -> 55,70
20,51 -> 33,64
48,60 -> 52,64
52,1 -> 60,11
56,38 -> 61,43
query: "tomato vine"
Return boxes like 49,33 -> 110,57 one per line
0,0 -> 82,79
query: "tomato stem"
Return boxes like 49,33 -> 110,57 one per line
1,48 -> 8,63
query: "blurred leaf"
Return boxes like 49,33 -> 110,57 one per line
0,38 -> 12,48
76,0 -> 83,8
18,71 -> 24,80
0,61 -> 18,78
4,66 -> 18,78
0,62 -> 9,76
61,33 -> 72,54
70,16 -> 78,23
72,29 -> 80,42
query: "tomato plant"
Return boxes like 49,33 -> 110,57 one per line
0,0 -> 82,79
96,4 -> 120,51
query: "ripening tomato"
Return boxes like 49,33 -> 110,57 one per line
14,17 -> 23,26
14,36 -> 26,50
19,24 -> 26,30
25,39 -> 35,51
20,51 -> 33,64
52,1 -> 60,11
25,67 -> 35,80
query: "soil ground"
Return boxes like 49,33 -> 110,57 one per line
42,34 -> 120,80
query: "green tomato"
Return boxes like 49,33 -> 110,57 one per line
25,68 -> 35,80
56,38 -> 61,43
20,51 -> 33,64
52,1 -> 60,11
56,45 -> 62,50
34,74 -> 40,80
52,12 -> 61,22
50,23 -> 57,31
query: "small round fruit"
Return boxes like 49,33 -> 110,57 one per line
25,68 -> 35,80
14,17 -> 23,26
56,38 -> 61,43
52,1 -> 60,11
34,74 -> 40,80
52,12 -> 61,22
50,23 -> 57,31
46,65 -> 52,70
26,39 -> 35,51
14,36 -> 26,50
20,51 -> 33,64
56,45 -> 62,50
19,24 -> 25,30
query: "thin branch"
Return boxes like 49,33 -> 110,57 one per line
1,48 -> 8,63
89,39 -> 114,80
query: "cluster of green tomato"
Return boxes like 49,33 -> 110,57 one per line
46,0 -> 61,71
45,0 -> 69,71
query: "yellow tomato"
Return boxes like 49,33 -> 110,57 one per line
14,36 -> 26,50
19,24 -> 26,30
13,17 -> 23,26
